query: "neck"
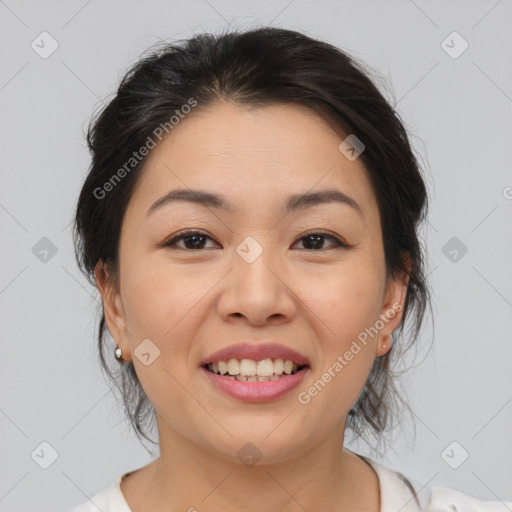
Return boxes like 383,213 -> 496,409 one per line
125,419 -> 381,512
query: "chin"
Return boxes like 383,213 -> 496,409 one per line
198,419 -> 313,465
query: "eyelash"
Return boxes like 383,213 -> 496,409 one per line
161,229 -> 350,251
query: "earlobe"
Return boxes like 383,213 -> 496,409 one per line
377,339 -> 390,357
94,260 -> 130,359
375,269 -> 409,357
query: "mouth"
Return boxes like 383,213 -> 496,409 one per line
200,361 -> 310,402
202,358 -> 309,382
199,342 -> 311,401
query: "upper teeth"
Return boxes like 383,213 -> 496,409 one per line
208,358 -> 299,377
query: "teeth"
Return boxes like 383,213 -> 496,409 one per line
240,359 -> 257,377
227,358 -> 239,375
256,359 -> 274,377
218,360 -> 228,375
206,358 -> 304,377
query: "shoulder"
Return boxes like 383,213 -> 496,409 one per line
427,486 -> 512,512
361,456 -> 512,512
67,474 -> 132,512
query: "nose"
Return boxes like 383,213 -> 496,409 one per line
216,244 -> 297,326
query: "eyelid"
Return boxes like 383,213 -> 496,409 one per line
160,228 -> 351,250
295,229 -> 350,248
160,229 -> 219,248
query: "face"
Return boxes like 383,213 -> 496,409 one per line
96,101 -> 407,464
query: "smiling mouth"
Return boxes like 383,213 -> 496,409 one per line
202,358 -> 308,382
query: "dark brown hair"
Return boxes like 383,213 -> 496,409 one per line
73,26 -> 431,456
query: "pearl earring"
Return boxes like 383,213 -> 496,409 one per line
114,344 -> 123,360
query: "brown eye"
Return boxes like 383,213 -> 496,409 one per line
161,229 -> 349,251
292,230 -> 349,251
162,230 -> 219,250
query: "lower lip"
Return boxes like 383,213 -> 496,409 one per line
200,366 -> 310,403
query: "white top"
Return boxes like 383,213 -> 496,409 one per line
68,457 -> 512,512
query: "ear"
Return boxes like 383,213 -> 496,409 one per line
94,260 -> 131,361
374,254 -> 410,357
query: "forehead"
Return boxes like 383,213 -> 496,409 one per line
126,101 -> 379,223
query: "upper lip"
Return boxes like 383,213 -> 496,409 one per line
200,342 -> 310,367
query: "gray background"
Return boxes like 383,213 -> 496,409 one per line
1,0 -> 511,510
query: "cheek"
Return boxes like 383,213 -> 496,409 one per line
120,253 -> 211,342
118,259 -> 211,438
300,258 -> 385,348
294,259 -> 384,409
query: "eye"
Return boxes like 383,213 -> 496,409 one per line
161,230 -> 219,250
292,230 -> 349,251
161,229 -> 350,251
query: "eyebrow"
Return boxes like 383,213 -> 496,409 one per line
146,188 -> 363,218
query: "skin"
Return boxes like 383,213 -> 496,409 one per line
95,101 -> 409,511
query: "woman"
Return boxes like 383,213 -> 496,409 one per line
69,27 -> 511,511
